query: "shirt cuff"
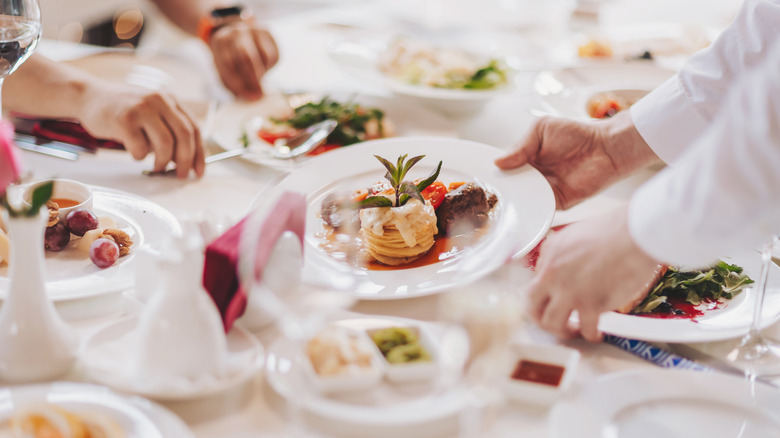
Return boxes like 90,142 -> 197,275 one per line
627,172 -> 721,268
630,76 -> 709,165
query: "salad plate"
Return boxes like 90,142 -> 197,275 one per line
549,368 -> 780,438
210,92 -> 455,171
532,62 -> 674,119
0,382 -> 194,438
585,250 -> 780,343
248,137 -> 555,300
265,316 -> 470,427
0,186 -> 181,301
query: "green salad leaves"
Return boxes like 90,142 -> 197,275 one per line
273,97 -> 384,146
461,60 -> 508,90
632,261 -> 754,314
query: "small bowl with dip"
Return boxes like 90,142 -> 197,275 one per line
367,325 -> 438,383
22,179 -> 93,220
303,326 -> 383,395
502,342 -> 580,406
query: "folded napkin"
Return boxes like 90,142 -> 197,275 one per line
203,192 -> 306,332
12,114 -> 124,151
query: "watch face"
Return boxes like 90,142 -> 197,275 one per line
211,6 -> 243,18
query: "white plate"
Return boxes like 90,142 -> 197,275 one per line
0,382 -> 194,438
532,62 -> 674,119
249,137 -> 555,300
81,317 -> 264,401
0,187 -> 181,301
210,92 -> 455,170
550,368 -> 780,438
329,32 -> 519,114
588,251 -> 780,343
265,316 -> 469,427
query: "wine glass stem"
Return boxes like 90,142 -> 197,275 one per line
749,238 -> 776,337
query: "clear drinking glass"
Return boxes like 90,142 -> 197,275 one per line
727,235 -> 780,377
0,0 -> 41,118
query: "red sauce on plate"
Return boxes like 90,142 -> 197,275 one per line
511,360 -> 565,387
639,296 -> 722,320
366,236 -> 460,271
50,198 -> 80,208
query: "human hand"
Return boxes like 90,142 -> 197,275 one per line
495,112 -> 659,210
208,21 -> 278,100
78,81 -> 205,178
527,207 -> 661,342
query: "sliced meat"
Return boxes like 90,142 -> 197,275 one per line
321,192 -> 359,230
436,182 -> 495,235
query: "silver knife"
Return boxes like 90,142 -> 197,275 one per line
15,142 -> 79,161
14,133 -> 94,155
666,342 -> 779,388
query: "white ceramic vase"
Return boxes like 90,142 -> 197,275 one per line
0,208 -> 77,382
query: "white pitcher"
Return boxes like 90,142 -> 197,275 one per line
0,208 -> 77,382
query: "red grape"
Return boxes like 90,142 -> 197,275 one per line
66,209 -> 99,237
44,223 -> 71,251
90,238 -> 119,268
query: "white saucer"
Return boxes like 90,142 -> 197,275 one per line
81,316 -> 264,401
0,382 -> 194,438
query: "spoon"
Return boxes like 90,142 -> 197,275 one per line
270,119 -> 337,159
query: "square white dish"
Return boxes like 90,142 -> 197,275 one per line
501,342 -> 580,405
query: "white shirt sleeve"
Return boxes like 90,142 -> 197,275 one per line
628,42 -> 780,267
630,0 -> 780,164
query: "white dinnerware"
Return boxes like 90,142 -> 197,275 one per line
21,178 -> 92,220
501,342 -> 580,406
249,136 -> 555,300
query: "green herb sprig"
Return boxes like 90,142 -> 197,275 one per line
357,154 -> 442,209
632,261 -> 754,314
1,180 -> 54,218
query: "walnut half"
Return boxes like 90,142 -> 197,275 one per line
99,228 -> 133,257
46,201 -> 59,227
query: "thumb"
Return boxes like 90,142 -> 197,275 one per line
494,121 -> 544,169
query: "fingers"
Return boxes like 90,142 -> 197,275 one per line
578,309 -> 603,343
494,117 -> 546,170
210,24 -> 277,100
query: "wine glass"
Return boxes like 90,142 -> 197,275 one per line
727,235 -> 780,377
0,0 -> 41,118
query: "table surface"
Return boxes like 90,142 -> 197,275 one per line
12,1 -> 776,437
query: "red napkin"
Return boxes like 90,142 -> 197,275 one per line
203,192 -> 306,332
12,114 -> 124,151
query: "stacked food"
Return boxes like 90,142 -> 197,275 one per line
9,403 -> 125,438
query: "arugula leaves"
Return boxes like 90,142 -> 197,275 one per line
358,154 -> 442,208
273,97 -> 384,146
462,60 -> 508,90
632,261 -> 754,314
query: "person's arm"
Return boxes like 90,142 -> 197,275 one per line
630,0 -> 780,164
3,54 -> 205,178
529,38 -> 780,341
149,0 -> 279,100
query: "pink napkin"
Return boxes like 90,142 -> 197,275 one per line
12,114 -> 124,151
203,192 -> 306,332
0,121 -> 23,194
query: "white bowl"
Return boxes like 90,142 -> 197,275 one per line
23,179 -> 93,220
302,328 -> 383,395
367,325 -> 439,383
501,342 -> 580,406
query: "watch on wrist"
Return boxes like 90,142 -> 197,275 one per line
197,5 -> 253,43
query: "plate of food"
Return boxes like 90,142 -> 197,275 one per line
532,62 -> 674,120
0,382 -> 194,438
329,33 -> 518,114
210,92 -> 454,170
0,183 -> 181,301
248,137 -> 555,300
549,368 -> 780,438
265,316 -> 470,428
581,250 -> 780,343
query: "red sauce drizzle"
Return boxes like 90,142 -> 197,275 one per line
367,236 -> 460,271
639,296 -> 724,320
511,360 -> 565,387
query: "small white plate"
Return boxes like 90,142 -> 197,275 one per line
532,62 -> 674,119
249,137 -> 555,300
210,92 -> 455,170
0,187 -> 181,301
584,251 -> 780,343
81,317 -> 264,401
549,368 -> 780,438
329,32 -> 520,115
0,382 -> 194,438
265,316 -> 470,427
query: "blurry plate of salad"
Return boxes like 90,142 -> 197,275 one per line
210,92 -> 455,170
573,250 -> 780,343
329,32 -> 521,114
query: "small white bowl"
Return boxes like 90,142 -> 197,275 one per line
367,325 -> 439,383
302,328 -> 383,395
23,179 -> 93,220
502,342 -> 580,406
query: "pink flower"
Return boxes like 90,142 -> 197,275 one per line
0,120 -> 23,196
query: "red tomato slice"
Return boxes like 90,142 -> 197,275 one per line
421,181 -> 448,209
